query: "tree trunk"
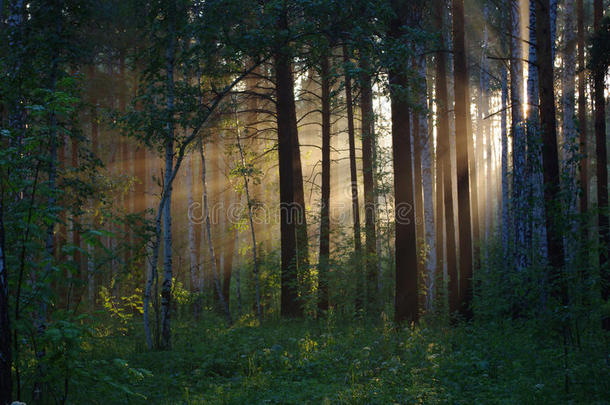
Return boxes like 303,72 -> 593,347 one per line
342,44 -> 363,304
417,53 -> 437,311
500,66 -> 510,256
360,59 -> 378,312
199,140 -> 233,325
0,193 -> 11,405
318,52 -> 331,312
222,159 -> 236,312
235,109 -> 262,322
186,154 -> 199,295
510,0 -> 527,273
562,0 -> 578,266
389,1 -> 419,324
535,0 -> 566,303
275,6 -> 300,317
452,0 -> 474,319
593,0 -> 609,328
577,0 -> 587,217
159,4 -> 176,350
435,0 -> 457,315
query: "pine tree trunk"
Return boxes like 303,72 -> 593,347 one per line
501,66 -> 510,255
318,52 -> 331,312
593,0 -> 609,328
535,0 -> 566,303
342,44 -> 363,304
0,191 -> 11,405
510,0 -> 527,273
577,0 -> 588,217
390,1 -> 419,323
562,0 -> 578,266
435,0 -> 457,315
275,6 -> 300,317
360,60 -> 378,312
453,0 -> 474,319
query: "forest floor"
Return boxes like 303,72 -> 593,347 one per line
74,313 -> 609,404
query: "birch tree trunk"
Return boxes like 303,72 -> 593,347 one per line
417,54 -> 437,311
159,4 -> 176,349
235,109 -> 262,322
199,140 -> 232,325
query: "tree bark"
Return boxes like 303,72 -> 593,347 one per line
199,140 -> 233,325
275,5 -> 301,317
452,0 -> 474,319
577,0 -> 587,217
0,191 -> 11,405
417,53 -> 437,310
360,59 -> 378,312
593,0 -> 609,328
390,0 -> 419,323
435,0 -> 457,315
318,52 -> 331,312
562,0 -> 578,266
159,5 -> 176,349
535,0 -> 566,303
510,0 -> 527,273
342,44 -> 363,304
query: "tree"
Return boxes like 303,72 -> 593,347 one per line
434,0 -> 457,315
535,0 -> 566,303
452,0 -> 473,319
317,50 -> 331,312
592,0 -> 609,328
275,2 -> 301,317
389,0 -> 419,324
342,44 -> 363,304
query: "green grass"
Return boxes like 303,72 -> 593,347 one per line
70,314 -> 609,404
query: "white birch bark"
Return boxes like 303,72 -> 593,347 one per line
416,53 -> 437,310
199,140 -> 232,325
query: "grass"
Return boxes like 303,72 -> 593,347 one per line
69,312 -> 609,404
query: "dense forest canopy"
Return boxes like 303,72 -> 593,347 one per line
0,0 -> 609,403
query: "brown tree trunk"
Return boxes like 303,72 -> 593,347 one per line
360,59 -> 378,312
318,52 -> 331,312
0,193 -> 11,405
342,44 -> 363,305
435,0 -> 457,315
593,0 -> 609,328
453,0 -> 473,319
389,0 -> 419,324
275,5 -> 300,317
535,0 -> 566,303
577,0 -> 587,216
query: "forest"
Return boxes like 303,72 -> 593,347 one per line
0,0 -> 609,403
